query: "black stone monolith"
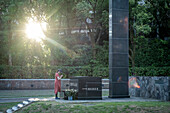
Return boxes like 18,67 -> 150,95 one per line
109,0 -> 130,98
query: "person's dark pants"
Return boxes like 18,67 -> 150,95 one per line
55,93 -> 58,98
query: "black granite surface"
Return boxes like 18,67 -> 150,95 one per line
70,76 -> 102,100
109,0 -> 129,98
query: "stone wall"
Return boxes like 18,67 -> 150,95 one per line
0,77 -> 169,101
0,79 -> 56,90
129,76 -> 170,101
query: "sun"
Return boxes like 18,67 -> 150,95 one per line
25,19 -> 47,42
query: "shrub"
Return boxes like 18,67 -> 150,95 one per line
129,67 -> 170,76
0,65 -> 169,79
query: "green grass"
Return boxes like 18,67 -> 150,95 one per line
0,90 -> 55,98
102,90 -> 109,96
0,102 -> 20,112
0,90 -> 109,98
17,101 -> 170,113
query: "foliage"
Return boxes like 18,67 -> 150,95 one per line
0,0 -> 169,79
75,0 -> 109,58
134,37 -> 170,67
129,67 -> 170,76
129,0 -> 169,39
129,0 -> 170,73
0,65 -> 107,79
88,41 -> 109,77
129,0 -> 153,36
129,0 -> 153,69
65,89 -> 78,97
0,0 -> 25,66
0,65 -> 169,79
145,0 -> 170,39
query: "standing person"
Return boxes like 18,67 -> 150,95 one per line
54,69 -> 63,99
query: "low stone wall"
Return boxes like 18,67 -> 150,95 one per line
129,76 -> 170,101
0,77 -> 169,101
0,79 -> 109,90
0,79 -> 55,90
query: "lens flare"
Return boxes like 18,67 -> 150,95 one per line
25,19 -> 46,42
129,77 -> 140,88
44,37 -> 77,58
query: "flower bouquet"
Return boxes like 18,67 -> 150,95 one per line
65,89 -> 78,100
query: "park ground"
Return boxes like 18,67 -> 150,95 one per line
0,90 -> 170,113
18,101 -> 170,113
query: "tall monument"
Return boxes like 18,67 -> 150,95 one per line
109,0 -> 129,98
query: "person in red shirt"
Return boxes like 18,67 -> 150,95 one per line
54,69 -> 63,99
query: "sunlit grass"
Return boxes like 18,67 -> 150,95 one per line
0,102 -> 20,113
18,101 -> 170,113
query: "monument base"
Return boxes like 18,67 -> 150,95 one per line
77,97 -> 102,100
70,76 -> 102,100
109,95 -> 130,98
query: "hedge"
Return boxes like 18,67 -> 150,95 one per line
129,67 -> 170,76
0,65 -> 108,79
0,66 -> 169,79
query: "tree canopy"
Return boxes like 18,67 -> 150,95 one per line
0,0 -> 169,78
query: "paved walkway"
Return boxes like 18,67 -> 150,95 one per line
54,97 -> 161,103
0,96 -> 160,103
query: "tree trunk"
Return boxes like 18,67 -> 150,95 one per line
129,22 -> 136,75
8,53 -> 12,66
88,32 -> 96,59
66,17 -> 71,36
50,47 -> 56,66
8,20 -> 12,66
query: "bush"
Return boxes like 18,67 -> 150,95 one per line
0,65 -> 108,79
134,38 -> 170,67
129,67 -> 170,76
0,65 -> 169,79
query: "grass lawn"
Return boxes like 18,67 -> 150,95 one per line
0,90 -> 109,98
17,101 -> 170,113
0,102 -> 20,112
0,90 -> 55,98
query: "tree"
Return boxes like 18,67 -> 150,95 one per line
0,0 -> 24,66
145,0 -> 170,39
129,0 -> 153,75
75,0 -> 109,59
22,0 -> 80,66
